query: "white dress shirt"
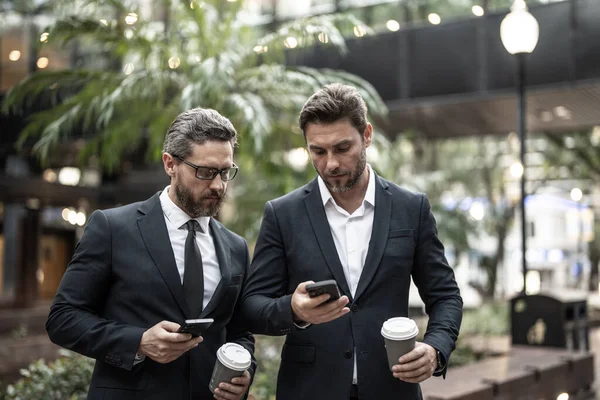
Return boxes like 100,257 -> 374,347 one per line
317,165 -> 375,384
135,187 -> 222,364
159,186 -> 222,310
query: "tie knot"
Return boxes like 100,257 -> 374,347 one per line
184,220 -> 203,233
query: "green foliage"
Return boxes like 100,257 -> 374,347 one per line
3,350 -> 94,400
251,335 -> 285,400
2,0 -> 387,172
460,302 -> 509,337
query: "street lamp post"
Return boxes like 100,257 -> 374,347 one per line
500,0 -> 539,294
571,188 -> 584,288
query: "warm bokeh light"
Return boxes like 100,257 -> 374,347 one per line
472,5 -> 485,17
168,57 -> 181,69
353,25 -> 367,37
37,57 -> 49,69
428,13 -> 441,25
125,12 -> 138,25
469,201 -> 485,221
386,20 -> 400,32
318,32 -> 329,43
570,188 -> 583,202
40,32 -> 49,43
284,36 -> 298,49
510,162 -> 523,178
123,63 -> 135,75
8,50 -> 21,61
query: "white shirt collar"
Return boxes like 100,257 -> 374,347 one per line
317,164 -> 376,208
159,186 -> 210,233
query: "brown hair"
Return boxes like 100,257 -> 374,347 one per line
299,83 -> 368,137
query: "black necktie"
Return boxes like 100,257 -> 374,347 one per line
183,220 -> 204,318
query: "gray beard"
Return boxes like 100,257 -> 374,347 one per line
174,183 -> 224,218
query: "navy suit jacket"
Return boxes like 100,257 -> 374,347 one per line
46,192 -> 256,400
242,173 -> 462,400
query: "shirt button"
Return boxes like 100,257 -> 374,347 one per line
344,350 -> 353,359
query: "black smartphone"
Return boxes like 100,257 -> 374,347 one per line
306,280 -> 341,303
177,318 -> 214,337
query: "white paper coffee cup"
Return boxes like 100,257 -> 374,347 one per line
209,343 -> 251,393
381,317 -> 419,371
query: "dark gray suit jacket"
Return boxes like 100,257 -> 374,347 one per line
46,192 -> 256,400
242,173 -> 462,400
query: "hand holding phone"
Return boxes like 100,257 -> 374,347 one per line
177,318 -> 214,337
291,280 -> 349,325
305,280 -> 341,303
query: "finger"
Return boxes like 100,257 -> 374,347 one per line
312,296 -> 349,315
393,357 -> 427,373
158,320 -> 182,332
316,306 -> 350,323
398,346 -> 425,364
213,387 -> 237,400
394,364 -> 431,378
230,371 -> 251,385
162,331 -> 196,343
219,382 -> 245,395
394,371 -> 431,383
297,281 -> 315,294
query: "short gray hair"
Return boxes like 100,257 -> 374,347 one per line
162,108 -> 238,158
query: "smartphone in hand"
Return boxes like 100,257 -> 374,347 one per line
306,280 -> 341,303
177,318 -> 214,337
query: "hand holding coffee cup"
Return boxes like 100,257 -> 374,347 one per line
381,317 -> 419,371
392,341 -> 438,383
381,317 -> 437,383
210,343 -> 252,399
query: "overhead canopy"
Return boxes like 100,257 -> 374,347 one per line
292,0 -> 600,138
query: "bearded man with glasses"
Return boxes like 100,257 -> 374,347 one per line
46,108 -> 256,400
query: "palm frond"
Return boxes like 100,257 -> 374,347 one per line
293,66 -> 388,118
225,92 -> 272,154
2,70 -> 109,114
49,16 -> 154,57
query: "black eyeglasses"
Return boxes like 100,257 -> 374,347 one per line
173,155 -> 239,181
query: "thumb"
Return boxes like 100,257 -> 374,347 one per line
297,281 -> 315,294
158,320 -> 181,333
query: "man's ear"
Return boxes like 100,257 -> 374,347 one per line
163,153 -> 176,177
364,123 -> 373,147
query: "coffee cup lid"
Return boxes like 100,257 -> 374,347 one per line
217,343 -> 252,371
381,317 -> 419,340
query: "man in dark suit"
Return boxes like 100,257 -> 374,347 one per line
241,84 -> 462,400
46,108 -> 256,400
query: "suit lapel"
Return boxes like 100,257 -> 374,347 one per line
304,179 -> 353,301
137,192 -> 190,318
200,219 -> 231,318
354,175 -> 392,302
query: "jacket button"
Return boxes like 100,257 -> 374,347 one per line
351,304 -> 359,312
344,350 -> 352,359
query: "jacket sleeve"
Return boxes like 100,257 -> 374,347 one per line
226,239 -> 257,382
240,201 -> 296,336
46,210 -> 145,371
411,195 -> 463,378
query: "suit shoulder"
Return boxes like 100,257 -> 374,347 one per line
381,178 -> 426,205
101,201 -> 144,219
269,181 -> 312,208
211,219 -> 247,248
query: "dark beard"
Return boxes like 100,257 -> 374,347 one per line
174,182 -> 225,218
321,146 -> 367,193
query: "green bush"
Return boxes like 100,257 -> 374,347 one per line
4,350 -> 94,400
461,302 -> 509,336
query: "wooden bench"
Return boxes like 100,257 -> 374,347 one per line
421,346 -> 595,400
